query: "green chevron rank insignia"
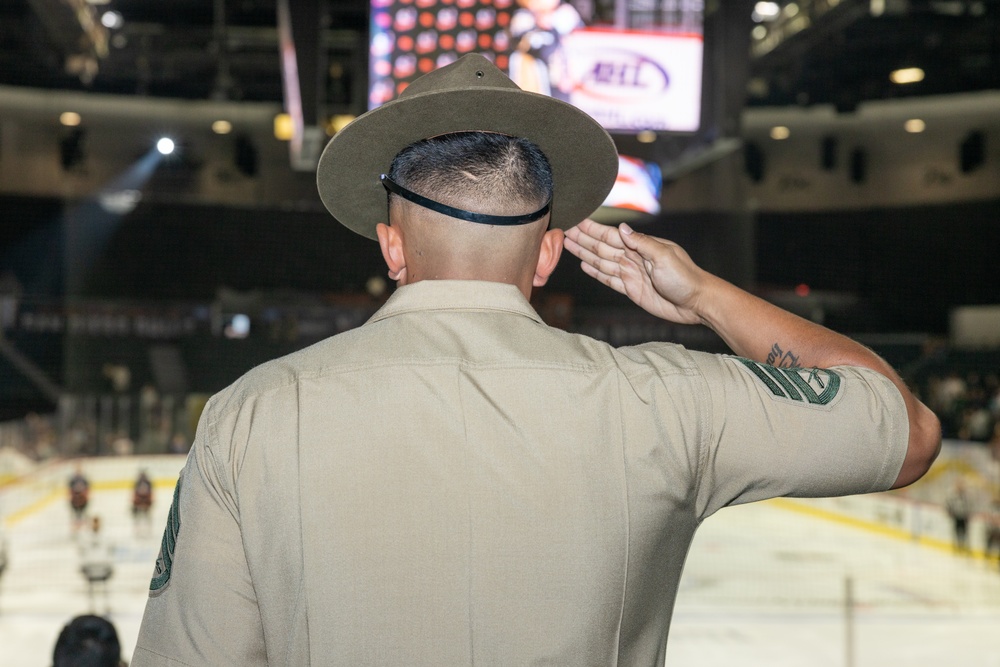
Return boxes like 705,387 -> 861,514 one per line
150,477 -> 182,593
736,359 -> 842,405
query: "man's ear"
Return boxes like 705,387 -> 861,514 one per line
376,222 -> 408,284
532,228 -> 564,287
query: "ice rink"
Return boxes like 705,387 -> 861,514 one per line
1,457 -> 999,666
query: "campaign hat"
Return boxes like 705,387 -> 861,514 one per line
316,53 -> 619,239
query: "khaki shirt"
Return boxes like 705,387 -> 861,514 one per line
133,280 -> 907,666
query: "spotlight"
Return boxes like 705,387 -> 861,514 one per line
890,67 -> 925,85
224,314 -> 251,339
156,137 -> 176,155
273,113 -> 293,141
752,1 -> 780,21
60,111 -> 82,127
101,10 -> 124,29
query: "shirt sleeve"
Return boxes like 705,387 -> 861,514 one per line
689,353 -> 909,520
131,398 -> 267,667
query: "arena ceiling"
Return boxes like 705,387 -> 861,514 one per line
0,0 -> 997,116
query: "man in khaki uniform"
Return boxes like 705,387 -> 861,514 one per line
133,54 -> 940,666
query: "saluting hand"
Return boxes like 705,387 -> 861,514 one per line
564,219 -> 712,326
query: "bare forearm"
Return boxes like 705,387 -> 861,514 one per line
695,274 -> 940,487
696,274 -> 885,372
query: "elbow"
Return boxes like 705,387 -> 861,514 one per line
891,403 -> 942,490
915,408 -> 943,476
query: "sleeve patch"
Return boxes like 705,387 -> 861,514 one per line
735,358 -> 842,405
149,478 -> 181,593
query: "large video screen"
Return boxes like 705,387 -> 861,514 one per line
369,0 -> 704,134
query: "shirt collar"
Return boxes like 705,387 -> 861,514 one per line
368,280 -> 545,325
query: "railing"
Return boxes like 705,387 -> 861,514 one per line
0,390 -> 199,466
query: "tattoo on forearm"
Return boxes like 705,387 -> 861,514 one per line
767,343 -> 800,368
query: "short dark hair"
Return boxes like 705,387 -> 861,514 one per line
52,615 -> 121,667
387,132 -> 553,216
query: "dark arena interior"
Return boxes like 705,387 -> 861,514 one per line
0,1 -> 998,664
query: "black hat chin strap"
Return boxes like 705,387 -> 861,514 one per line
381,175 -> 551,226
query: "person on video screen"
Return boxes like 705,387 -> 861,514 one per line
509,0 -> 582,100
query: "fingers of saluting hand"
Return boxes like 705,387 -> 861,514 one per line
565,221 -> 631,267
564,234 -> 620,288
575,248 -> 628,295
565,220 -> 634,295
568,219 -> 628,251
564,232 -> 619,269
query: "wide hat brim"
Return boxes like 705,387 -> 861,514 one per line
316,54 -> 619,240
